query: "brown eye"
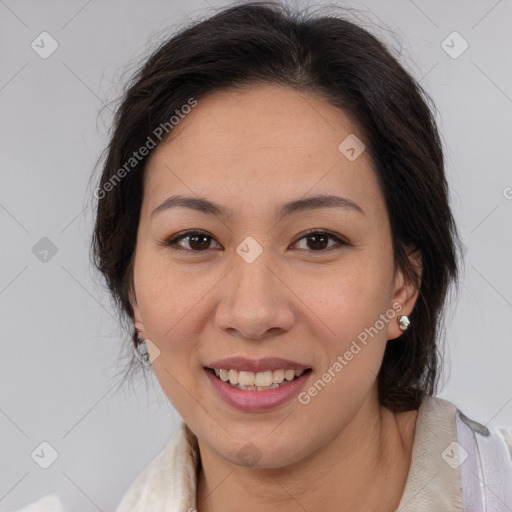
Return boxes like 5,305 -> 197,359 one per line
164,230 -> 221,252
292,230 -> 347,252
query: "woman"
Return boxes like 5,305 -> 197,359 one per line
12,1 -> 511,511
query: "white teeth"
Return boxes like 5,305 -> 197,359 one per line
228,369 -> 239,385
284,369 -> 295,381
212,367 -> 308,390
235,383 -> 280,391
272,369 -> 285,383
238,371 -> 255,386
254,371 -> 273,387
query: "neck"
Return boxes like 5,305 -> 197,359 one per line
196,388 -> 418,512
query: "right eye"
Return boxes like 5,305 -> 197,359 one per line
162,230 -> 222,252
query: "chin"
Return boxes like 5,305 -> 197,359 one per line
212,435 -> 310,470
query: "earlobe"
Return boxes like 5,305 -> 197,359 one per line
128,276 -> 146,337
130,290 -> 146,339
386,248 -> 422,341
132,304 -> 146,339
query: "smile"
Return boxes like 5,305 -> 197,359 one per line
204,363 -> 313,411
211,368 -> 309,391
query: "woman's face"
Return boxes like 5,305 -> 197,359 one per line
131,83 -> 419,468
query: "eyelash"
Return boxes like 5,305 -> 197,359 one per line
161,229 -> 348,254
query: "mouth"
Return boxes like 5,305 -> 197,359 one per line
204,356 -> 313,410
206,367 -> 313,391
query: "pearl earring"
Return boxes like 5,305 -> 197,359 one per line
397,315 -> 410,331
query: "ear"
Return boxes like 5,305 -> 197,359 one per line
129,290 -> 161,363
386,247 -> 422,341
133,306 -> 146,339
129,284 -> 147,340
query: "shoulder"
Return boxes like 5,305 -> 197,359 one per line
2,495 -> 64,512
454,402 -> 512,462
398,395 -> 512,510
2,424 -> 197,512
449,397 -> 512,508
115,422 -> 199,512
497,426 -> 512,459
419,395 -> 512,457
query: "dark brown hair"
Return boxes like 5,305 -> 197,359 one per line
91,1 -> 462,411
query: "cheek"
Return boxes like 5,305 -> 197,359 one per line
133,264 -> 208,398
296,267 -> 391,417
295,254 -> 393,344
134,255 -> 209,340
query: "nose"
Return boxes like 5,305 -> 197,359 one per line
214,250 -> 295,340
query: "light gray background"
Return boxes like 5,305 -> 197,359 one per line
1,0 -> 511,510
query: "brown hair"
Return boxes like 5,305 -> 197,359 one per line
91,1 -> 462,411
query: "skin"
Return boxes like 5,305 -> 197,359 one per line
131,83 -> 422,511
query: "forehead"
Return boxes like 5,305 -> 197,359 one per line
142,84 -> 384,221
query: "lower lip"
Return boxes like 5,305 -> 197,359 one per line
205,368 -> 311,411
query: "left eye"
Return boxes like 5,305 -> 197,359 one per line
292,230 -> 347,252
162,229 -> 347,253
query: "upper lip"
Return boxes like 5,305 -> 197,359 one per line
206,357 -> 311,372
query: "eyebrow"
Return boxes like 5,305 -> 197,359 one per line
151,193 -> 364,220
